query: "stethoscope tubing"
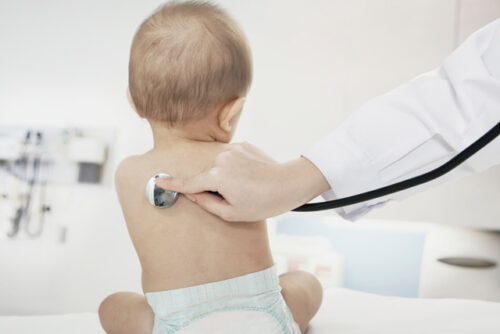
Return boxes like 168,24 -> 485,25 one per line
293,121 -> 500,212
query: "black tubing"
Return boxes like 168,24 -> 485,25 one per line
293,122 -> 500,212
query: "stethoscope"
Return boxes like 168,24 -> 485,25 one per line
146,122 -> 499,211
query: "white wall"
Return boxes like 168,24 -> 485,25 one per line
0,0 -> 499,314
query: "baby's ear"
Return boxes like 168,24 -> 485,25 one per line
218,97 -> 246,132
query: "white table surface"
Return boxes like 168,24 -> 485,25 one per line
2,288 -> 499,333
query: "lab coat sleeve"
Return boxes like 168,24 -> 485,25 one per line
303,18 -> 500,221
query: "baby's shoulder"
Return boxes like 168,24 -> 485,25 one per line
114,154 -> 145,193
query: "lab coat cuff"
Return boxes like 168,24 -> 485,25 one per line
303,134 -> 389,220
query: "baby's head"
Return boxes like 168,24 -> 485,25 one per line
128,1 -> 252,142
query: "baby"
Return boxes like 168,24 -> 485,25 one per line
99,1 -> 322,333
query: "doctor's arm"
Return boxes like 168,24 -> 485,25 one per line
304,18 -> 500,220
155,19 -> 500,222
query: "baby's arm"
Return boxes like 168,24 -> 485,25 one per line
279,271 -> 323,334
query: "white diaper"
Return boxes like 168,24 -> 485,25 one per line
146,266 -> 301,334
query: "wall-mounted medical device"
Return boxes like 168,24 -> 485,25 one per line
67,135 -> 108,184
0,126 -> 114,240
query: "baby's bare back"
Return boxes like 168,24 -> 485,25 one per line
115,141 -> 273,293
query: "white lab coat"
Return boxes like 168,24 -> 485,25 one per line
304,18 -> 500,221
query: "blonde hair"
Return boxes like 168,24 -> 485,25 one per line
129,1 -> 252,125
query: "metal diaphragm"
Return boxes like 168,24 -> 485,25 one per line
145,173 -> 179,208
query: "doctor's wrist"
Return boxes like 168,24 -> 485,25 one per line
277,157 -> 331,210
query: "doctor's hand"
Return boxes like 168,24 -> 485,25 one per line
155,142 -> 330,222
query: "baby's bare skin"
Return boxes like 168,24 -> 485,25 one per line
100,136 -> 322,334
115,140 -> 274,293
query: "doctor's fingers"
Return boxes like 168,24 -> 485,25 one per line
155,168 -> 221,195
188,192 -> 235,221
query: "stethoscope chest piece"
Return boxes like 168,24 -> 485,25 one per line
146,173 -> 179,208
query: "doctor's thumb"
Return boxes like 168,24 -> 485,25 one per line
155,171 -> 217,195
155,177 -> 187,193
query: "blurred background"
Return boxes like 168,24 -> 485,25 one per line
0,0 -> 499,315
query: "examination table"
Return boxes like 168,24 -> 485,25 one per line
1,288 -> 498,333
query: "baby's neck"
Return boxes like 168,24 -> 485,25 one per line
149,120 -> 223,151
